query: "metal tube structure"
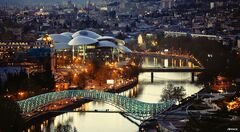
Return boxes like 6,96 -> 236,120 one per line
72,45 -> 75,60
17,90 -> 175,120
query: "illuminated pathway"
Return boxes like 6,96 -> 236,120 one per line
17,90 -> 175,120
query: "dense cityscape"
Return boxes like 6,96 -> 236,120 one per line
0,0 -> 240,132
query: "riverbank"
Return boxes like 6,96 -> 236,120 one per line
153,87 -> 238,131
138,87 -> 207,131
107,78 -> 138,93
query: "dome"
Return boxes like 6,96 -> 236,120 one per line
118,45 -> 132,53
38,34 -> 71,43
50,34 -> 72,43
97,36 -> 125,45
98,41 -> 118,48
68,35 -> 98,46
97,36 -> 115,41
54,42 -> 71,50
72,30 -> 102,39
60,32 -> 73,39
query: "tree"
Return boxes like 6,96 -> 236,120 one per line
172,86 -> 186,102
126,65 -> 140,79
125,25 -> 131,32
156,31 -> 164,42
78,72 -> 87,89
161,84 -> 186,102
55,124 -> 77,132
184,115 -> 240,132
55,116 -> 78,132
91,58 -> 102,78
0,97 -> 24,132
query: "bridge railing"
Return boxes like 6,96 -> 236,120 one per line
17,90 -> 175,120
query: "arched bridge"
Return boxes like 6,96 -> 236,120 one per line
17,90 -> 175,120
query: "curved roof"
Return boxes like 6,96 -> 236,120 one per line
97,36 -> 125,45
36,31 -> 132,52
97,36 -> 115,40
68,35 -> 98,46
116,39 -> 125,45
98,41 -> 118,48
50,34 -> 72,43
54,43 -> 71,50
118,45 -> 132,53
60,32 -> 73,39
38,34 -> 71,43
72,30 -> 102,39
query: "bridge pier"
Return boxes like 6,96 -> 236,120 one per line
191,72 -> 195,82
151,72 -> 154,83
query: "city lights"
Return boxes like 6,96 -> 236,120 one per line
0,0 -> 240,132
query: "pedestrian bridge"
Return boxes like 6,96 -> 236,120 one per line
17,90 -> 175,120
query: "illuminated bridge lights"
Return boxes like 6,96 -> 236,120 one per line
17,90 -> 175,120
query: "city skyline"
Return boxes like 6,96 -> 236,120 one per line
0,0 -> 239,131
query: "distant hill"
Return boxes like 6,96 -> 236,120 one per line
0,0 -> 99,6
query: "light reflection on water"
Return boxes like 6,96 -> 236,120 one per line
142,57 -> 196,68
27,72 -> 203,132
136,72 -> 202,103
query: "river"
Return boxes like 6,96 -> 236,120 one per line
25,72 -> 203,132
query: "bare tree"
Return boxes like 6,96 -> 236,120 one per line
0,97 -> 24,132
161,84 -> 186,102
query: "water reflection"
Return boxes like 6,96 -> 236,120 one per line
32,103 -> 139,132
26,72 -> 202,132
118,86 -> 140,98
136,73 -> 202,103
54,116 -> 77,132
142,57 -> 196,68
55,124 -> 77,132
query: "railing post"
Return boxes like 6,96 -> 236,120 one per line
151,72 -> 154,83
191,72 -> 195,82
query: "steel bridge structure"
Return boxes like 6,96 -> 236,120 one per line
17,90 -> 174,120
